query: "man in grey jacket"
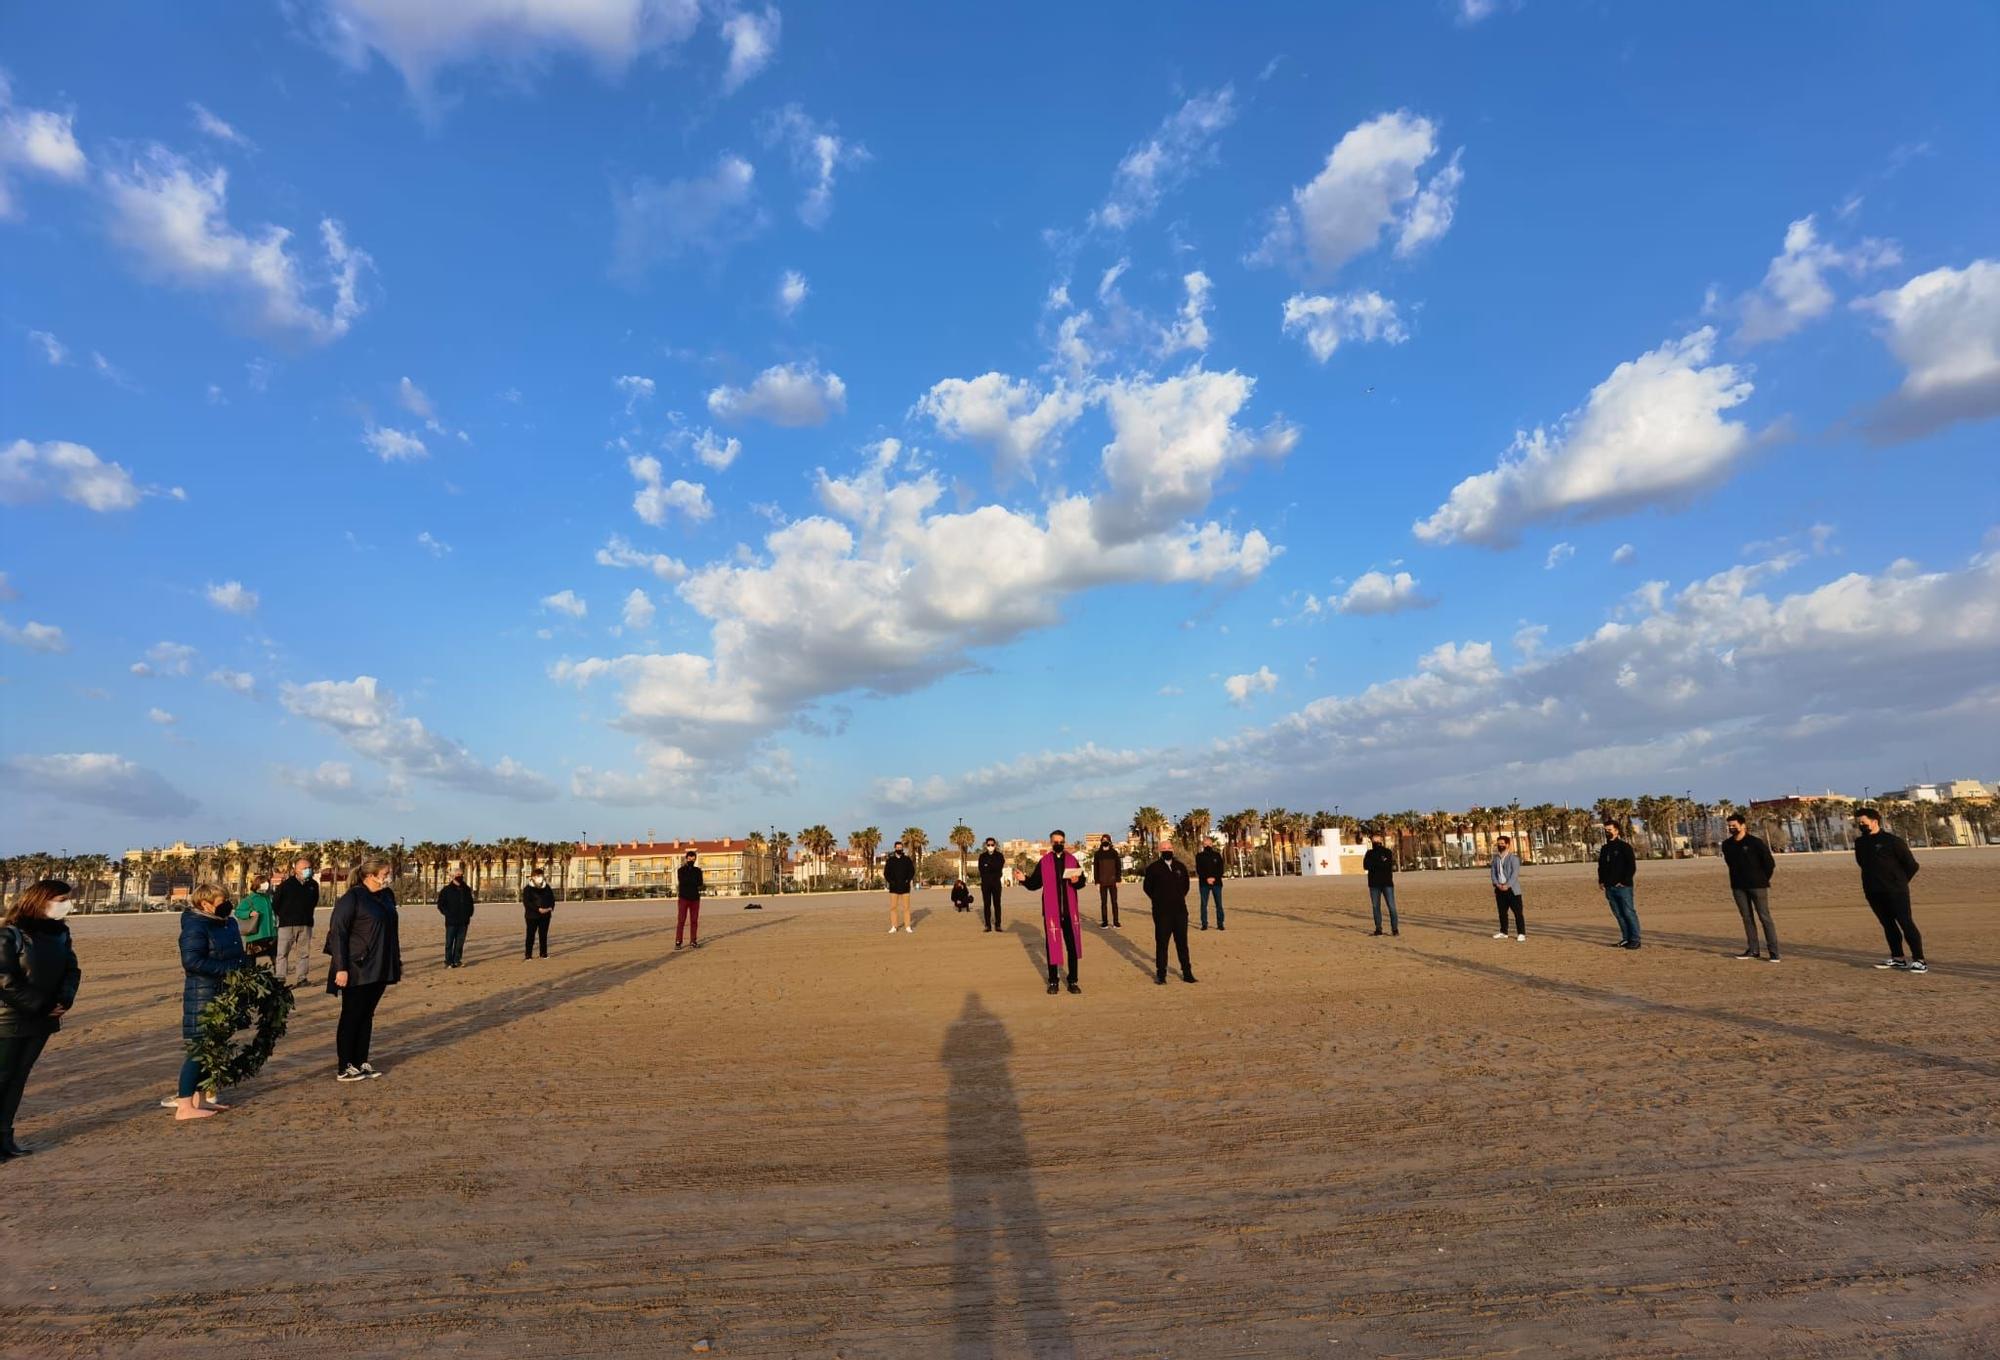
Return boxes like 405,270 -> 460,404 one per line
1489,836 -> 1524,940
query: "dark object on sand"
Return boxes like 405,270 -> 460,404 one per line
744,902 -> 763,910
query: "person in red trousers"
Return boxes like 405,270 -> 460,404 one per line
675,850 -> 704,949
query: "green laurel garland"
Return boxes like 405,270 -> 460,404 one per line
187,967 -> 295,1092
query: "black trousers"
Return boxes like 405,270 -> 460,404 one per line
0,1032 -> 51,1135
1153,906 -> 1191,978
1047,906 -> 1080,984
524,915 -> 550,957
335,981 -> 387,1069
1494,889 -> 1524,933
1865,888 -> 1923,960
1098,883 -> 1120,925
980,881 -> 1002,929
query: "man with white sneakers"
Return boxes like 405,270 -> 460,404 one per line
1490,836 -> 1525,941
882,842 -> 916,934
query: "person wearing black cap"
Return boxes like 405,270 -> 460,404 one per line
975,837 -> 1006,932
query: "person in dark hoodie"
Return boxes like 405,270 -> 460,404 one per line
1719,813 -> 1780,961
950,878 -> 974,914
1853,807 -> 1925,973
326,857 -> 402,1081
1194,841 -> 1226,931
882,842 -> 916,935
676,850 -> 704,950
436,868 -> 475,969
1597,818 -> 1640,948
1,880 -> 82,1158
521,865 -> 555,960
1361,832 -> 1399,936
1141,839 -> 1197,985
176,883 -> 248,1119
270,856 -> 320,990
1092,836 -> 1123,928
976,837 -> 1006,933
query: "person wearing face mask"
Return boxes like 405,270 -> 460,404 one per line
233,872 -> 278,967
950,878 -> 974,914
1021,830 -> 1088,994
1,880 -> 83,1158
675,851 -> 704,950
882,842 -> 916,934
521,865 -> 555,960
436,868 -> 475,969
975,837 -> 1006,932
1362,833 -> 1399,937
176,883 -> 248,1120
326,857 -> 402,1081
1194,840 -> 1226,931
1092,835 -> 1124,928
271,857 -> 320,990
1141,841 -> 1196,986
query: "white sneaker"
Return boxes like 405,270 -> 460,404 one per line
1492,932 -> 1508,939
888,925 -> 899,934
1516,933 -> 1526,941
335,1066 -> 367,1083
903,925 -> 914,933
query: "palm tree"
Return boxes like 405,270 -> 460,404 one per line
1129,806 -> 1168,847
901,827 -> 930,866
771,830 -> 793,892
1183,807 -> 1213,852
595,841 -> 616,899
949,823 -> 975,878
800,825 -> 836,885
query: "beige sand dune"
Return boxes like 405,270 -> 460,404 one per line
2,851 -> 1996,1357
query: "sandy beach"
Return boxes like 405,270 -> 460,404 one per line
2,851 -> 1996,1358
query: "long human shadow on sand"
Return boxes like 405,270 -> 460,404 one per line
942,992 -> 1076,1360
25,915 -> 795,1148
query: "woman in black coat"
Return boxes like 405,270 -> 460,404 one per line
1,879 -> 83,1158
176,883 -> 248,1121
326,857 -> 402,1082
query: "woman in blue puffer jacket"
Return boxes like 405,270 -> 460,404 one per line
176,883 -> 247,1121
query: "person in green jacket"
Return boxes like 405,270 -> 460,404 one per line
233,874 -> 279,967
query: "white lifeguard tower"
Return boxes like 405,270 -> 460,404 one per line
1300,827 -> 1360,876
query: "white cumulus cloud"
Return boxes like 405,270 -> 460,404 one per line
1092,87 -> 1236,232
1254,110 -> 1462,277
0,81 -> 87,217
596,533 -> 689,581
1332,570 -> 1433,615
777,268 -> 808,316
707,360 -> 845,426
1736,215 -> 1900,344
1414,328 -> 1757,547
761,104 -> 867,228
621,587 -> 657,631
1280,290 -> 1407,362
205,579 -> 259,614
0,617 -> 68,652
1,751 -> 198,817
362,425 -> 428,462
1224,665 -> 1279,706
541,589 -> 588,618
628,455 -> 712,524
720,5 -> 780,92
1854,259 -> 2000,442
280,673 -> 555,800
611,154 -> 761,280
916,373 -> 1084,480
1,439 -> 145,511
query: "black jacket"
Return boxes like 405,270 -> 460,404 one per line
677,862 -> 704,899
180,909 -> 248,1038
1195,847 -> 1225,883
1597,839 -> 1637,888
271,874 -> 320,928
1362,846 -> 1396,887
882,852 -> 916,894
325,885 -> 402,993
0,917 -> 82,1038
436,881 -> 475,925
1719,834 -> 1775,890
950,882 -> 973,909
1142,855 -> 1191,912
521,882 -> 555,918
976,849 -> 1006,885
1855,830 -> 1920,895
1093,847 -> 1122,886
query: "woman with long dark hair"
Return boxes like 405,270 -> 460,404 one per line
177,883 -> 247,1121
1,879 -> 83,1158
326,857 -> 402,1082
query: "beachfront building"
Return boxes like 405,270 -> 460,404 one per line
1299,827 -> 1366,876
571,838 -> 755,898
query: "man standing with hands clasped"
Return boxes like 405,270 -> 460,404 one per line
1598,818 -> 1640,949
1362,831 -> 1399,937
676,850 -> 704,950
271,857 -> 320,990
1195,840 -> 1226,931
1853,807 -> 1926,974
883,841 -> 916,935
436,867 -> 474,969
976,837 -> 1006,933
1720,813 -> 1780,962
1093,835 -> 1123,928
1142,838 -> 1196,985
521,866 -> 555,960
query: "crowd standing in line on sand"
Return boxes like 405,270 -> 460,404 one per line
0,807 -> 1942,1156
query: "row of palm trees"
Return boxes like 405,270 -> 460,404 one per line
5,794 -> 1991,908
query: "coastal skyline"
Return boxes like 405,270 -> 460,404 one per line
5,1 -> 1999,853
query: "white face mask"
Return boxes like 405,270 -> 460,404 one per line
379,875 -> 394,888
297,868 -> 311,880
47,900 -> 75,920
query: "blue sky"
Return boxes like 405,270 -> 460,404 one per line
4,0 -> 1998,853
